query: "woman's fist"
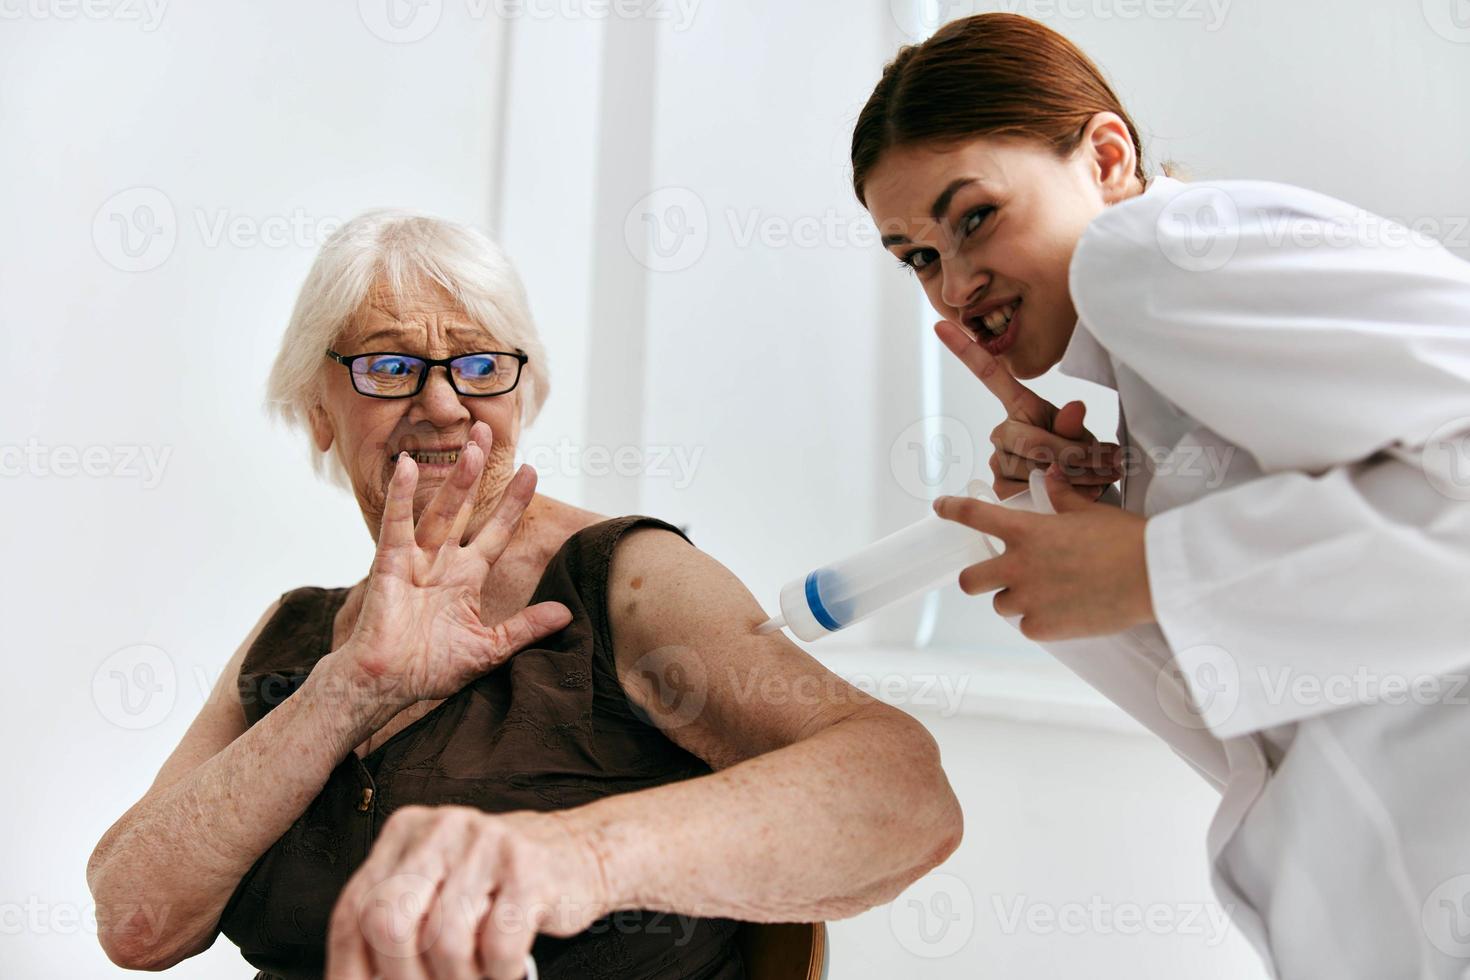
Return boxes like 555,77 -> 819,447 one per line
325,805 -> 609,980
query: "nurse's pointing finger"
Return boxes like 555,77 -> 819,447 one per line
933,495 -> 1026,540
934,319 -> 1047,422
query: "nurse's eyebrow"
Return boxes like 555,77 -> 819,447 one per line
880,177 -> 979,246
930,178 -> 977,221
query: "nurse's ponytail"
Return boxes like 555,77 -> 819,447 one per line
851,13 -> 1172,204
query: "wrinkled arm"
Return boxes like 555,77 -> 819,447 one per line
86,612 -> 399,970
559,527 -> 964,922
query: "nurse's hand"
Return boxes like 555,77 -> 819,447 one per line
325,804 -> 605,980
934,320 -> 1122,501
935,466 -> 1156,640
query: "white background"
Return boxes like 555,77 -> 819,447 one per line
3,0 -> 1468,976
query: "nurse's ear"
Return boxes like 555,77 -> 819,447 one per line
1077,111 -> 1142,204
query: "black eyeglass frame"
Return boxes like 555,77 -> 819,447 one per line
325,347 -> 529,399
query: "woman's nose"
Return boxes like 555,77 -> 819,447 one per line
409,366 -> 471,424
939,258 -> 988,312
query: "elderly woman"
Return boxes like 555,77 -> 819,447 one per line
85,211 -> 963,979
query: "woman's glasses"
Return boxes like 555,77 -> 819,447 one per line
325,348 -> 528,399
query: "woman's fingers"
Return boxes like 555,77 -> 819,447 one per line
414,439 -> 487,552
994,448 -> 1117,486
934,319 -> 1051,423
957,555 -> 1010,596
377,454 -> 421,560
327,809 -> 427,979
1048,467 -> 1122,486
475,843 -> 542,980
468,464 -> 539,564
934,495 -> 1027,543
991,475 -> 1032,500
1052,399 -> 1093,442
992,419 -> 1119,473
426,838 -> 497,980
479,602 -> 573,669
991,448 -> 1035,483
997,462 -> 1111,506
375,818 -> 470,980
995,450 -> 1117,492
323,928 -> 374,980
1043,463 -> 1101,513
479,884 -> 540,980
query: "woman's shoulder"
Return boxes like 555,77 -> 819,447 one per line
526,502 -> 694,610
542,511 -> 693,575
531,496 -> 689,560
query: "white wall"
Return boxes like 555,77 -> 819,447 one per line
4,1 -> 1467,977
0,5 -> 510,976
830,703 -> 1266,978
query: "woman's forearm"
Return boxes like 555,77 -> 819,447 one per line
87,648 -> 393,969
566,707 -> 962,924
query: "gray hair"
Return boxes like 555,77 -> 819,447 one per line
265,209 -> 549,488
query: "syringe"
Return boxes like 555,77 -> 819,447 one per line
755,469 -> 1056,642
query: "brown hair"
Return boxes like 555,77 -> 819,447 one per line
851,13 -> 1152,205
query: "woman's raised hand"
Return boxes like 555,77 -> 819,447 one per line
934,320 -> 1123,500
341,420 -> 572,713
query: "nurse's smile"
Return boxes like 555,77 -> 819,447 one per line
965,296 -> 1022,356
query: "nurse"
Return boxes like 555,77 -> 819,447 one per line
852,11 -> 1470,979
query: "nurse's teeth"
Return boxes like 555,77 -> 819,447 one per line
980,301 -> 1018,335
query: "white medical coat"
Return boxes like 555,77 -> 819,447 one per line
1038,174 -> 1470,978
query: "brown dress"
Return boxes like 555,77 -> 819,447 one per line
218,516 -> 745,979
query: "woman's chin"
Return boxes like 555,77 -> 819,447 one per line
1003,330 -> 1065,380
996,345 -> 1035,379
